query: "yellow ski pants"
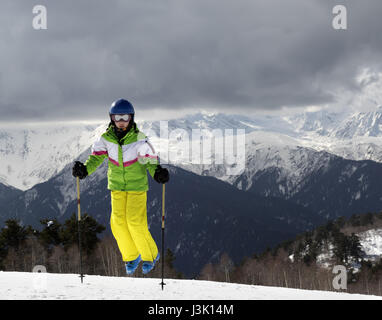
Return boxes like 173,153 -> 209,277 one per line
110,190 -> 158,262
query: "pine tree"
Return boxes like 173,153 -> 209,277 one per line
0,219 -> 28,251
61,213 -> 105,255
348,233 -> 363,262
38,219 -> 62,251
0,219 -> 31,270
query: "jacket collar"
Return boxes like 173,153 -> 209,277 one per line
106,123 -> 138,143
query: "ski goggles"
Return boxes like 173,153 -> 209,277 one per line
111,114 -> 132,122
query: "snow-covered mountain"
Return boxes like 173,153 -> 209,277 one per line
331,106 -> 382,139
0,122 -> 107,190
3,107 -> 382,191
285,106 -> 382,163
283,105 -> 382,140
3,137 -> 382,275
3,110 -> 382,276
285,109 -> 342,136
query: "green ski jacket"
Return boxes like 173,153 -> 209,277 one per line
84,124 -> 159,191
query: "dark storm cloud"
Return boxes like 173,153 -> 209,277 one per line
1,0 -> 382,122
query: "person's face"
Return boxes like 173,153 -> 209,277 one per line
115,119 -> 130,129
111,114 -> 131,129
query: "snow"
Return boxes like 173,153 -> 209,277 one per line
358,228 -> 382,259
0,271 -> 380,300
316,243 -> 335,269
0,122 -> 107,190
311,229 -> 382,269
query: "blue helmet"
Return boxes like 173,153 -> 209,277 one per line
109,99 -> 135,115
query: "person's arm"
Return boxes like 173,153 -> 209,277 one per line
84,137 -> 108,175
137,136 -> 159,177
137,135 -> 169,183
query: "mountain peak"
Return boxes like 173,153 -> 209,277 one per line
200,110 -> 217,117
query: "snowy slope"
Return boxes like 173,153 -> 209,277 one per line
0,272 -> 380,300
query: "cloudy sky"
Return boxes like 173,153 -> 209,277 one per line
1,0 -> 382,123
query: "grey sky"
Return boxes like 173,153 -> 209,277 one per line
1,0 -> 382,123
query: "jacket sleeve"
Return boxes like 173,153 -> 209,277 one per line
84,137 -> 108,175
137,136 -> 159,178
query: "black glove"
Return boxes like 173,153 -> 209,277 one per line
72,161 -> 88,179
154,165 -> 169,184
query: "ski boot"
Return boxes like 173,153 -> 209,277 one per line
142,253 -> 160,274
125,255 -> 141,275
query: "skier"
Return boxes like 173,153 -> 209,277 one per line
72,98 -> 169,275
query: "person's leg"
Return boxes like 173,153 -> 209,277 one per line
125,191 -> 158,262
110,190 -> 139,261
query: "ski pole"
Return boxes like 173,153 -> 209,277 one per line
76,177 -> 85,283
160,183 -> 166,290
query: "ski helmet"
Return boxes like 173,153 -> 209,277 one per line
109,99 -> 135,116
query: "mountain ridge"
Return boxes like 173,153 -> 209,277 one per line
3,107 -> 382,191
